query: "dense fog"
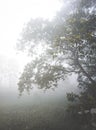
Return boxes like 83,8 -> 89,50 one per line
0,53 -> 78,130
0,54 -> 78,107
0,0 -> 96,130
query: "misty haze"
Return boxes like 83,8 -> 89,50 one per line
0,0 -> 96,130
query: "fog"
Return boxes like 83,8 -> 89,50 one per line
0,49 -> 78,130
0,0 -> 78,107
0,1 -> 80,130
0,53 -> 78,107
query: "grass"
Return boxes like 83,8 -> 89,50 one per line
0,98 -> 84,130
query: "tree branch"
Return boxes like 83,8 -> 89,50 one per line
76,58 -> 96,85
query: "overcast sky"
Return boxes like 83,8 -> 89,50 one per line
0,0 -> 62,60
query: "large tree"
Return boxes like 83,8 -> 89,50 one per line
17,0 -> 96,114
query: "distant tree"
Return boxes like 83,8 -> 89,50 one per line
17,0 -> 96,116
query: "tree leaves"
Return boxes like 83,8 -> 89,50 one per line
17,0 -> 96,100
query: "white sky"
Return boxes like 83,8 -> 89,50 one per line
0,0 -> 62,62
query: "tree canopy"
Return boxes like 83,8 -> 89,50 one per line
17,0 -> 96,114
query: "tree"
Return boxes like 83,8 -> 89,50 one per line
17,0 -> 96,114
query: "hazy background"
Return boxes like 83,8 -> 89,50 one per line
0,0 -> 78,107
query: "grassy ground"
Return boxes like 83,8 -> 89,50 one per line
0,99 -> 82,130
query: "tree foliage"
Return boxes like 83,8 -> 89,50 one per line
17,0 -> 96,115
